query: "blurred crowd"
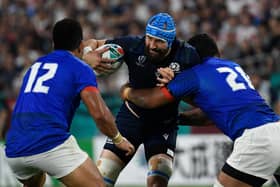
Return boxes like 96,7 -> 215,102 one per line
0,0 -> 280,139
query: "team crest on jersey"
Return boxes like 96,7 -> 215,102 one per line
169,62 -> 180,73
136,56 -> 146,67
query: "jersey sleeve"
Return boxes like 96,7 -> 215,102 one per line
105,36 -> 142,55
105,36 -> 144,55
189,47 -> 201,66
166,68 -> 199,99
180,42 -> 201,69
75,61 -> 98,94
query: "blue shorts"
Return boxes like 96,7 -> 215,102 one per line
104,102 -> 178,163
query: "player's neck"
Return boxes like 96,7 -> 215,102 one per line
69,49 -> 83,59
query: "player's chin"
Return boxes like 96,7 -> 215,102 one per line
147,52 -> 162,61
148,50 -> 160,56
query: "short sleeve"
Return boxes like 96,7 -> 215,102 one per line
75,62 -> 98,94
179,42 -> 201,70
189,47 -> 201,67
167,68 -> 199,99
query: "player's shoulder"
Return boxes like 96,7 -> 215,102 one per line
60,51 -> 90,68
172,39 -> 201,70
50,50 -> 92,71
178,39 -> 195,49
71,55 -> 93,72
176,39 -> 198,59
204,57 -> 238,67
106,35 -> 143,45
106,35 -> 145,52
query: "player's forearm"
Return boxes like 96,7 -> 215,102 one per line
81,89 -> 122,141
178,108 -> 213,126
123,87 -> 170,109
94,111 -> 125,144
127,89 -> 154,108
88,100 -> 122,141
94,108 -> 118,136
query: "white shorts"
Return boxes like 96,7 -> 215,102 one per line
227,121 -> 280,180
5,135 -> 88,180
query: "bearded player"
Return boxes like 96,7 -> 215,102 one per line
84,13 -> 200,187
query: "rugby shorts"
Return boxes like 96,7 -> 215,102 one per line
104,103 -> 178,163
5,135 -> 88,180
224,121 -> 280,186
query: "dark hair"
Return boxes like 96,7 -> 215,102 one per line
52,18 -> 83,51
188,33 -> 220,59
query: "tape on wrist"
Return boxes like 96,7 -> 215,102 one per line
83,46 -> 93,55
112,132 -> 124,145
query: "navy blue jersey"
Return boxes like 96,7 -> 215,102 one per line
5,50 -> 98,157
106,36 -> 200,122
167,57 -> 280,140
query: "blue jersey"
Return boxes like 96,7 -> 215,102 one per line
5,50 -> 97,157
167,57 -> 279,140
106,36 -> 200,123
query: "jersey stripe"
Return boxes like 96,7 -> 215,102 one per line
83,86 -> 99,93
160,87 -> 174,101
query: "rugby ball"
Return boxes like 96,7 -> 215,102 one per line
93,43 -> 125,76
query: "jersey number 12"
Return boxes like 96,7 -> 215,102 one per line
24,62 -> 58,94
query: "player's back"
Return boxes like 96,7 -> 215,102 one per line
193,57 -> 280,140
5,50 -> 96,157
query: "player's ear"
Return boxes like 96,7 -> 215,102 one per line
76,41 -> 84,58
79,40 -> 85,53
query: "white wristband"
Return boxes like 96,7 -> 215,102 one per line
83,46 -> 93,55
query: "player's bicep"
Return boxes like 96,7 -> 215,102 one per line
80,86 -> 108,119
167,69 -> 198,99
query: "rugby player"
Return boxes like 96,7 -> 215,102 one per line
84,13 -> 200,187
120,33 -> 280,187
4,18 -> 134,187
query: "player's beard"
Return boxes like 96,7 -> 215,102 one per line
145,46 -> 170,64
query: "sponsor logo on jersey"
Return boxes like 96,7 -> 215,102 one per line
163,133 -> 169,140
167,148 -> 174,157
106,138 -> 114,144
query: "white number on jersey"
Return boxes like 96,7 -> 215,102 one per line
217,66 -> 255,91
24,62 -> 58,94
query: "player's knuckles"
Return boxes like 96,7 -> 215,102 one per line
158,78 -> 168,83
99,66 -> 112,72
101,57 -> 111,61
97,46 -> 109,53
84,39 -> 97,48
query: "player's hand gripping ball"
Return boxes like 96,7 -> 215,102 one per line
84,44 -> 124,77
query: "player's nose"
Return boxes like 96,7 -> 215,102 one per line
146,39 -> 157,49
